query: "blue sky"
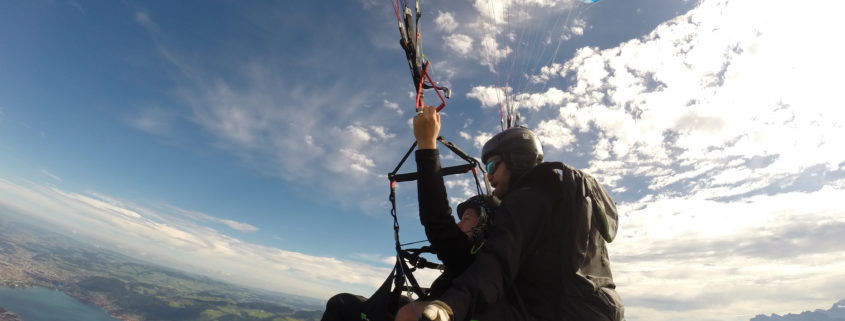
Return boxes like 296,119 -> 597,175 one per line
1,0 -> 844,320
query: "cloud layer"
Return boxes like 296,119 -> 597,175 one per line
460,0 -> 845,320
29,0 -> 841,319
0,178 -> 390,299
128,8 -> 415,215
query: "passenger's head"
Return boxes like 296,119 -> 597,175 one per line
456,194 -> 499,238
481,127 -> 543,197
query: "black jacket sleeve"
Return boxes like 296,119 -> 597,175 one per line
415,149 -> 474,274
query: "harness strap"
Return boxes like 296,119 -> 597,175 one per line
401,247 -> 444,271
386,137 -> 490,303
393,0 -> 450,112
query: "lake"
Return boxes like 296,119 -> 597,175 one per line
0,287 -> 119,321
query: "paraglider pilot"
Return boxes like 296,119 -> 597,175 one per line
414,106 -> 626,321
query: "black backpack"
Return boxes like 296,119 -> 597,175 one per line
552,162 -> 625,321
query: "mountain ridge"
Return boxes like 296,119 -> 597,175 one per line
751,299 -> 845,321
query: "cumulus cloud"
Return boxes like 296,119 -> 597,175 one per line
435,11 -> 459,32
384,99 -> 403,115
472,131 -> 494,150
114,2 -> 845,318
512,87 -> 572,110
612,186 -> 845,321
516,0 -> 845,199
467,85 -> 508,108
502,0 -> 845,319
534,119 -> 575,150
445,178 -> 474,200
459,131 -> 471,140
369,125 -> 396,141
569,18 -> 586,36
337,149 -> 376,174
445,34 -> 474,56
479,34 -> 512,72
0,178 -> 388,298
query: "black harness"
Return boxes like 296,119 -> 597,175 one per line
354,2 -> 489,319
386,137 -> 490,299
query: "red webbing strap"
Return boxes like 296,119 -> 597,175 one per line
414,62 -> 448,111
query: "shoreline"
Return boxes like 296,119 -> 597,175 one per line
0,284 -> 134,321
0,308 -> 23,321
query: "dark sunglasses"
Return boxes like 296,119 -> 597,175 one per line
485,159 -> 501,174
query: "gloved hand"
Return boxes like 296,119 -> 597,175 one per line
420,300 -> 453,321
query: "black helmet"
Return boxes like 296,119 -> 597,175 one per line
456,194 -> 499,220
456,194 -> 500,240
481,126 -> 544,175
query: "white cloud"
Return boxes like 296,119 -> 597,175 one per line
350,253 -> 395,266
133,11 -> 411,214
149,202 -> 259,233
435,11 -> 459,32
612,186 -> 845,321
531,62 -> 564,84
557,17 -> 588,42
459,131 -> 471,140
514,0 -> 845,200
512,87 -> 571,110
471,0 -> 562,25
440,0 -> 590,79
384,99 -> 403,115
534,119 -> 575,150
40,169 -> 63,182
473,0 -> 509,25
61,190 -> 143,220
479,34 -> 512,72
116,2 -> 845,317
369,125 -> 396,141
358,0 -> 378,10
502,0 -> 845,319
569,18 -> 586,36
430,60 -> 457,87
0,178 -> 389,298
219,219 -> 259,233
320,124 -> 397,176
473,131 -> 494,150
134,11 -> 158,33
345,124 -> 372,143
467,85 -> 508,108
337,148 -> 376,174
444,34 -> 474,56
64,0 -> 86,15
445,178 -> 473,199
129,107 -> 176,136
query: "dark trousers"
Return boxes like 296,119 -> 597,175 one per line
321,293 -> 367,321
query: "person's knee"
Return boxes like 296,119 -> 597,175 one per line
395,300 -> 430,321
325,293 -> 347,308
